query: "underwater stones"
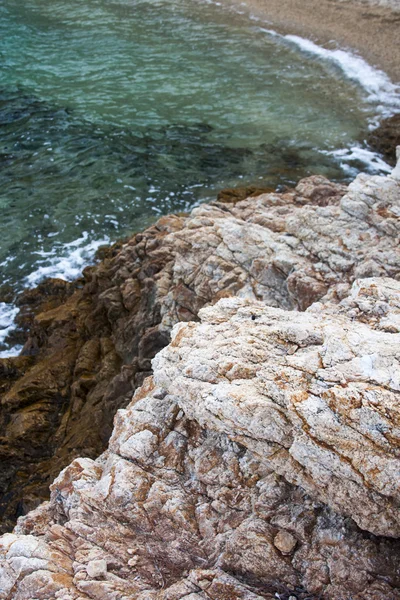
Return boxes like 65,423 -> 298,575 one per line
217,184 -> 274,203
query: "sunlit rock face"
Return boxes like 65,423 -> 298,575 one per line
155,278 -> 400,538
1,276 -> 400,600
2,164 -> 400,531
0,160 -> 399,598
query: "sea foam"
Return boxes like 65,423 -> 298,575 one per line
0,303 -> 21,359
284,35 -> 400,118
322,146 -> 392,175
257,28 -> 400,119
256,27 -> 399,174
25,233 -> 110,287
0,234 -> 110,358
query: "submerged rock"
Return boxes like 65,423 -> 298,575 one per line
1,277 -> 400,599
0,164 -> 399,539
216,184 -> 274,203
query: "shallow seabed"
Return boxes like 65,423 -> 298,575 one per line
0,0 -> 398,354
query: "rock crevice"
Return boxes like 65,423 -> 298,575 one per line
0,162 -> 400,598
1,277 -> 400,599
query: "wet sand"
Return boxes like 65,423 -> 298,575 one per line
223,0 -> 400,82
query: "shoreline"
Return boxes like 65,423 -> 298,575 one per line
1,162 -> 400,596
221,0 -> 400,83
1,2 -> 400,595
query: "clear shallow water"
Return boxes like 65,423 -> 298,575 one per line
0,0 -> 398,354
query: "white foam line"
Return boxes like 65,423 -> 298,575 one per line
321,145 -> 392,175
258,27 -> 279,37
0,303 -> 20,358
257,27 -> 400,118
203,0 -> 400,117
285,35 -> 400,114
25,234 -> 110,288
0,235 -> 111,358
0,345 -> 23,359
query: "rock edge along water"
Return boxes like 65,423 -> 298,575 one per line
0,156 -> 399,533
0,157 -> 399,597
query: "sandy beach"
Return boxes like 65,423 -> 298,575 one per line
224,0 -> 400,82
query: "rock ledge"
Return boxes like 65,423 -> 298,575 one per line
0,159 -> 400,599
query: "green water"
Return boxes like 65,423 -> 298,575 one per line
0,0 -> 390,309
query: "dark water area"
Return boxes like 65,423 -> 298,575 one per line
0,0 -> 398,354
0,88 -> 356,291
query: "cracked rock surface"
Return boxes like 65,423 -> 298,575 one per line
1,167 -> 399,531
1,277 -> 400,599
155,278 -> 400,538
0,163 -> 400,598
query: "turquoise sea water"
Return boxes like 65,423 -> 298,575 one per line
0,0 -> 398,353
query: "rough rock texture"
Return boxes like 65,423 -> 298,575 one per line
1,165 -> 399,532
1,277 -> 400,600
367,113 -> 400,165
156,279 -> 400,538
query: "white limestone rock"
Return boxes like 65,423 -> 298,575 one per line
155,277 -> 400,537
1,166 -> 400,599
1,278 -> 400,600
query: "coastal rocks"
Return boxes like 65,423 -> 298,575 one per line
1,166 -> 399,531
367,113 -> 400,164
155,278 -> 400,538
1,277 -> 400,599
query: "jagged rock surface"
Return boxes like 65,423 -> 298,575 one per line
1,168 -> 399,532
1,277 -> 400,600
367,113 -> 400,165
156,278 -> 400,538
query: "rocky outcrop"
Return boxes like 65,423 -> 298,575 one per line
368,113 -> 400,165
1,276 -> 400,600
156,278 -> 400,538
1,164 -> 399,533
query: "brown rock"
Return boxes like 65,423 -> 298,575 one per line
367,113 -> 400,165
217,184 -> 274,203
274,530 -> 297,555
0,168 -> 399,533
1,277 -> 400,599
